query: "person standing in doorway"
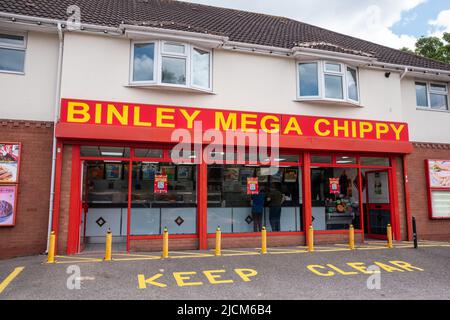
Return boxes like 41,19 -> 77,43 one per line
251,187 -> 265,232
267,183 -> 284,232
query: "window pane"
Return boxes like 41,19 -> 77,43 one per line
360,157 -> 389,166
192,48 -> 210,88
311,167 -> 360,230
311,155 -> 332,164
324,74 -> 343,99
325,63 -> 341,72
162,56 -> 186,85
415,82 -> 428,107
134,148 -> 163,158
0,33 -> 24,46
163,42 -> 185,54
347,67 -> 358,101
0,48 -> 25,72
430,83 -> 447,93
80,146 -> 130,158
299,63 -> 319,96
336,156 -> 356,164
207,165 -> 303,233
430,93 -> 448,110
133,43 -> 155,81
130,162 -> 197,235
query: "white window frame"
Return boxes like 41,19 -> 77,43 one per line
415,81 -> 449,112
0,30 -> 27,74
130,40 -> 212,92
129,40 -> 158,84
297,60 -> 360,105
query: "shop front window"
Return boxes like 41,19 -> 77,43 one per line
207,164 -> 303,233
130,162 -> 197,235
311,166 -> 361,230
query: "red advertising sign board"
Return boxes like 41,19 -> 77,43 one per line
329,178 -> 340,194
154,175 -> 168,194
247,177 -> 259,195
59,98 -> 410,142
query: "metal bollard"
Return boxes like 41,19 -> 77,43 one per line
104,228 -> 112,261
308,225 -> 314,252
215,227 -> 221,256
261,226 -> 267,254
349,224 -> 355,250
412,216 -> 418,249
387,224 -> 393,249
162,227 -> 169,258
47,231 -> 56,263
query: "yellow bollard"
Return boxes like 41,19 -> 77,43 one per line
162,227 -> 169,258
104,228 -> 112,261
47,231 -> 56,263
349,224 -> 355,250
387,224 -> 393,249
308,225 -> 314,252
261,226 -> 267,254
215,227 -> 222,256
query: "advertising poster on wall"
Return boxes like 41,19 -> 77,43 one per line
247,177 -> 259,195
0,144 -> 20,183
329,178 -> 340,194
154,175 -> 168,193
428,160 -> 450,188
105,163 -> 122,180
0,185 -> 17,226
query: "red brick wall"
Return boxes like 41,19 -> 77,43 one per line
0,120 -> 53,259
407,143 -> 450,240
55,145 -> 73,254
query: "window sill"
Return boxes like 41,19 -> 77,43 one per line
416,107 -> 450,113
0,70 -> 25,75
125,83 -> 215,94
294,98 -> 362,108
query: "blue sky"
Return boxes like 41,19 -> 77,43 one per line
181,0 -> 450,49
392,0 -> 450,38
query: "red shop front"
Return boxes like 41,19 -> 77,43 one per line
52,98 -> 413,254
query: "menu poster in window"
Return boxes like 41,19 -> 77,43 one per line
105,163 -> 122,180
161,166 -> 175,181
0,185 -> 16,226
88,164 -> 104,180
271,168 -> 283,183
224,167 -> 239,182
154,175 -> 168,193
428,160 -> 450,188
142,163 -> 156,181
177,166 -> 192,180
329,178 -> 340,194
0,144 -> 20,183
247,177 -> 259,195
284,169 -> 298,182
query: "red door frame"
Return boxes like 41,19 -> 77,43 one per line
364,168 -> 396,240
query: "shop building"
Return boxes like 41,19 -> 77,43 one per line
0,0 -> 449,259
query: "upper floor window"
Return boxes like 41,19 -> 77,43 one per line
131,40 -> 212,91
415,81 -> 448,111
0,32 -> 26,74
298,61 -> 359,104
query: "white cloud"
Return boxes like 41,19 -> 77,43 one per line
181,0 -> 425,49
428,9 -> 450,38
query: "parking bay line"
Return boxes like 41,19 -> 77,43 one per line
0,267 -> 24,294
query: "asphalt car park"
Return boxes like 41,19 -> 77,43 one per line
0,241 -> 449,300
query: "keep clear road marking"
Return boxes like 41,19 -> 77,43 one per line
138,268 -> 258,289
0,267 -> 25,294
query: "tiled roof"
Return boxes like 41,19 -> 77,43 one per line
1,0 -> 450,71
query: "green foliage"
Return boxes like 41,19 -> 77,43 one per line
409,32 -> 450,64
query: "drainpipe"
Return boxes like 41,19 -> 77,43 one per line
400,67 -> 409,79
45,23 -> 64,253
